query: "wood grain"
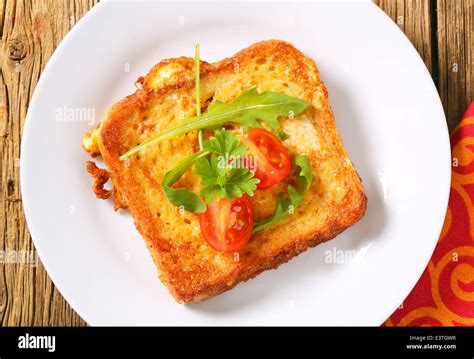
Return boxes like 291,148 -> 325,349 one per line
0,0 -> 472,326
437,0 -> 473,131
0,0 -> 97,327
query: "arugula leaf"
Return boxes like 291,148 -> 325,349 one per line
195,44 -> 203,149
195,153 -> 259,204
253,154 -> 312,233
288,154 -> 312,204
161,150 -> 209,213
120,86 -> 309,160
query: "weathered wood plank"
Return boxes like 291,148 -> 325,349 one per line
0,0 -> 97,327
437,0 -> 473,131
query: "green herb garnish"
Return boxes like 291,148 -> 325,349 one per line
274,131 -> 290,141
161,150 -> 209,213
195,130 -> 259,204
119,86 -> 308,160
202,128 -> 248,157
123,45 -> 312,233
195,44 -> 203,150
253,154 -> 312,233
195,154 -> 259,204
161,129 -> 259,212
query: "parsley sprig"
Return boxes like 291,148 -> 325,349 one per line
195,130 -> 259,204
161,129 -> 259,212
202,129 -> 248,157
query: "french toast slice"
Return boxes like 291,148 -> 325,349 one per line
83,40 -> 367,303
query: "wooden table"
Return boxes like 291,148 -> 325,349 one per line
0,0 -> 472,326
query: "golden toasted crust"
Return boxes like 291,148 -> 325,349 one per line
84,40 -> 367,303
86,161 -> 112,199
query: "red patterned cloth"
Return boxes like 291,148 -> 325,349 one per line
385,101 -> 474,326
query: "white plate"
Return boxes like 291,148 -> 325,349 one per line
21,0 -> 450,326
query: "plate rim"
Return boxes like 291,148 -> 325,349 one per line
20,0 -> 451,326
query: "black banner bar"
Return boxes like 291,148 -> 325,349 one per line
0,327 -> 472,357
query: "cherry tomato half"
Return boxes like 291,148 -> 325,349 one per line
198,195 -> 254,253
243,128 -> 292,189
